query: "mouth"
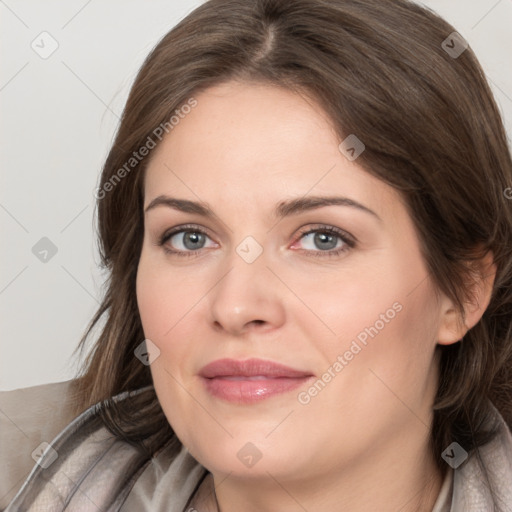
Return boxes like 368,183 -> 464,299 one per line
199,358 -> 314,404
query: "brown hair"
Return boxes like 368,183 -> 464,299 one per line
71,0 -> 512,505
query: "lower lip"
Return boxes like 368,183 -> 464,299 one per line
201,376 -> 313,404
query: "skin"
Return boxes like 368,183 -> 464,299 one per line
136,80 -> 495,512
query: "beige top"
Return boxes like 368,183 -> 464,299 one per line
2,380 -> 511,511
0,380 -> 77,508
432,468 -> 453,512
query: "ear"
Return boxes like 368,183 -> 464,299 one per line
437,249 -> 496,345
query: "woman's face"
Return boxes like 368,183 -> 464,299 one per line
136,81 -> 449,484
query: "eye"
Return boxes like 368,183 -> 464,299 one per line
291,225 -> 356,258
157,224 -> 217,257
156,224 -> 356,259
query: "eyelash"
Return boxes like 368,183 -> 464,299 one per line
156,223 -> 356,259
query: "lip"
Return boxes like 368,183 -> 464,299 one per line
199,358 -> 314,404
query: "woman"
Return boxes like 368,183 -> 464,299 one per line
3,0 -> 512,510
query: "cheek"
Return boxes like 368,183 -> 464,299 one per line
135,250 -> 204,412
136,260 -> 198,447
136,249 -> 202,341
136,254 -> 190,401
307,248 -> 441,402
320,282 -> 441,426
284,260 -> 431,354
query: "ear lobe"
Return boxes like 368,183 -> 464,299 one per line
436,250 -> 496,346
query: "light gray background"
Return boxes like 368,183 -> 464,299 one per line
1,0 -> 511,390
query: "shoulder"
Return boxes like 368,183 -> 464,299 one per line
452,405 -> 512,509
0,380 -> 78,509
3,384 -> 205,512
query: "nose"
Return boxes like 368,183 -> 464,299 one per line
208,250 -> 286,336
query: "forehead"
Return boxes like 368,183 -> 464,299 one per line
143,81 -> 401,222
151,81 -> 337,172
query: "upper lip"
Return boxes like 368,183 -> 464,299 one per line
199,358 -> 313,379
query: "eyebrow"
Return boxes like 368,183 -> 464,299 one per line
144,195 -> 381,221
